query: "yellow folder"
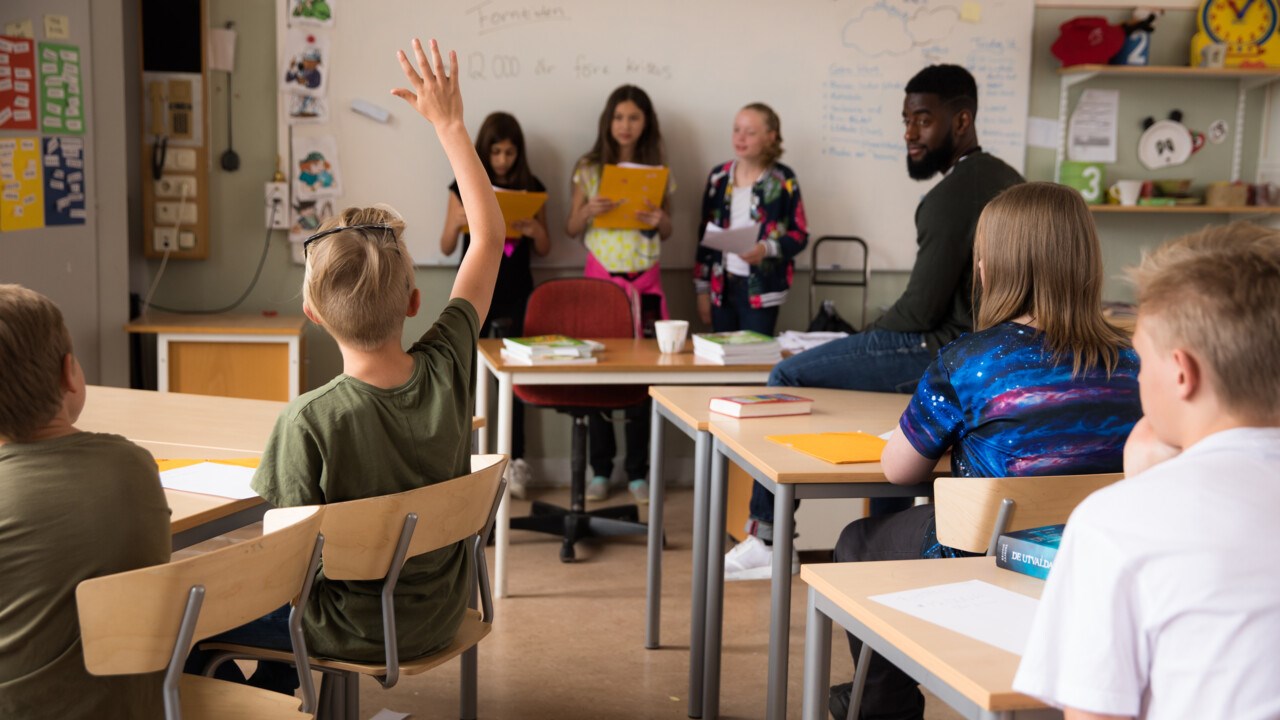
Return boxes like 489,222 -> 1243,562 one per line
593,164 -> 670,230
765,432 -> 887,464
155,458 -> 260,471
495,189 -> 548,239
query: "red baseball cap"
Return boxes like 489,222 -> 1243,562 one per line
1051,17 -> 1125,67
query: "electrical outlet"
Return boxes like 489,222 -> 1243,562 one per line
163,148 -> 198,171
153,227 -> 178,252
155,175 -> 197,198
155,201 -> 198,225
265,181 -> 290,230
178,231 -> 197,249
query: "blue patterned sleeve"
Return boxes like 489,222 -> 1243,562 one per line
899,353 -> 963,460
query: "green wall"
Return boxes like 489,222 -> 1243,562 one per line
133,4 -> 1258,464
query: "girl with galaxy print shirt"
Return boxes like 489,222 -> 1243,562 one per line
826,182 -> 1143,720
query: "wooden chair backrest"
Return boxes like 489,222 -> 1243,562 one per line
76,506 -> 324,675
934,473 -> 1123,554
317,454 -> 507,581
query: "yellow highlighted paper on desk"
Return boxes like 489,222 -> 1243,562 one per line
766,432 -> 887,464
594,163 -> 670,230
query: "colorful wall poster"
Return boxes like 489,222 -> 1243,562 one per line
0,137 -> 46,231
286,89 -> 328,124
42,136 -> 85,226
281,29 -> 328,98
289,0 -> 334,27
38,42 -> 83,135
291,134 -> 342,200
289,195 -> 335,244
0,35 -> 38,131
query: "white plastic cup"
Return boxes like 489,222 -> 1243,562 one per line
1108,180 -> 1143,207
654,319 -> 689,354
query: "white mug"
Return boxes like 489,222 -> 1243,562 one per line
654,319 -> 689,354
1108,180 -> 1143,207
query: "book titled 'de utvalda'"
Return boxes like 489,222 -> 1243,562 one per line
995,524 -> 1064,580
709,393 -> 812,418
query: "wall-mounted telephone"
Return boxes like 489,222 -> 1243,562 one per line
141,0 -> 210,260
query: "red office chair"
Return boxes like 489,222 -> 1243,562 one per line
510,278 -> 649,562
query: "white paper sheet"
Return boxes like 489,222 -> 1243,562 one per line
1067,89 -> 1119,164
869,579 -> 1038,655
1026,116 -> 1060,150
701,222 -> 761,255
160,462 -> 259,499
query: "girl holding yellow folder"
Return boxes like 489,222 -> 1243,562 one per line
440,111 -> 549,499
566,84 -> 673,502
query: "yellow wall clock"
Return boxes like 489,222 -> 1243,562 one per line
1191,0 -> 1280,67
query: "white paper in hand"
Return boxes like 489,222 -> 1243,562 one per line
160,462 -> 259,499
701,222 -> 761,255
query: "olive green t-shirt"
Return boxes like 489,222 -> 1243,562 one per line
0,432 -> 170,720
252,298 -> 480,662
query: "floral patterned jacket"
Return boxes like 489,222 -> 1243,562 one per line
693,161 -> 808,308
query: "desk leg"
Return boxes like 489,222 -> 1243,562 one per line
646,401 -> 666,650
495,373 -> 513,599
702,440 -> 729,720
802,586 -> 833,720
766,483 -> 797,720
687,430 -> 710,718
476,354 -> 489,454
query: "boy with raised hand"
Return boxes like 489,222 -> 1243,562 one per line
0,285 -> 170,718
202,38 -> 505,688
1014,222 -> 1280,720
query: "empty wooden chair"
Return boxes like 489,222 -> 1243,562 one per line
76,505 -> 325,720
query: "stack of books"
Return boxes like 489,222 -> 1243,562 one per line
692,330 -> 782,365
500,335 -> 603,365
709,393 -> 812,418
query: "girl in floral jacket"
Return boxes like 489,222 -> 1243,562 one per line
694,103 -> 808,334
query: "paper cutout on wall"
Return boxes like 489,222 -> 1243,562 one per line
281,29 -> 328,97
3,21 -> 33,39
286,91 -> 328,125
0,36 -> 38,131
44,15 -> 70,40
292,134 -> 342,200
42,136 -> 85,225
38,42 -> 83,135
289,0 -> 334,27
0,137 -> 46,231
289,195 -> 336,244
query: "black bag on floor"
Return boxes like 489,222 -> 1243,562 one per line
807,299 -> 857,334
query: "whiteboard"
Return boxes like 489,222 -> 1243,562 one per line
277,0 -> 1032,271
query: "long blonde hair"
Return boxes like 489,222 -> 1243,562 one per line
303,205 -> 414,350
973,182 -> 1128,377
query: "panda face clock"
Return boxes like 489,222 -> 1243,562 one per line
1192,0 -> 1280,67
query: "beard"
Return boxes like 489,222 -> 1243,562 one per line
906,133 -> 955,180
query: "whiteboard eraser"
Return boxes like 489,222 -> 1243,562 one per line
350,98 -> 390,123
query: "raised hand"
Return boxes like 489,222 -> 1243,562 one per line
391,38 -> 463,130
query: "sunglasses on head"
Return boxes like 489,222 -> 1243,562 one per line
302,223 -> 395,258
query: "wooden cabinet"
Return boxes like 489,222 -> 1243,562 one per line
126,313 -> 306,401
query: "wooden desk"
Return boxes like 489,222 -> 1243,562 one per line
125,312 -> 306,401
801,558 -> 1052,720
703,390 -> 948,720
79,386 -> 281,549
475,338 -> 774,599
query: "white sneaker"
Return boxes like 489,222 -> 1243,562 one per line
723,535 -> 800,581
506,458 -> 532,500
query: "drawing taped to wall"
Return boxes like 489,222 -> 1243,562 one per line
292,134 -> 342,199
289,0 -> 334,27
281,29 -> 328,97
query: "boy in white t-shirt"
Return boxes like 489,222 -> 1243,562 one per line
1013,222 -> 1280,720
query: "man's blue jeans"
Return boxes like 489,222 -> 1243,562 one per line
750,329 -> 935,529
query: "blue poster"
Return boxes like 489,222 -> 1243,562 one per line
42,135 -> 85,225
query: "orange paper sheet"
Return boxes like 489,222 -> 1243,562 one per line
593,164 -> 670,230
155,458 -> 260,472
766,432 -> 887,464
495,189 -> 547,239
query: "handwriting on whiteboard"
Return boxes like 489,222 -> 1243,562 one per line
465,0 -> 571,36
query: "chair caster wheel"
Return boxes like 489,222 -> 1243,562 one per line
560,543 -> 576,563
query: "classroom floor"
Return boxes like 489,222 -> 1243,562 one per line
184,487 -> 963,720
